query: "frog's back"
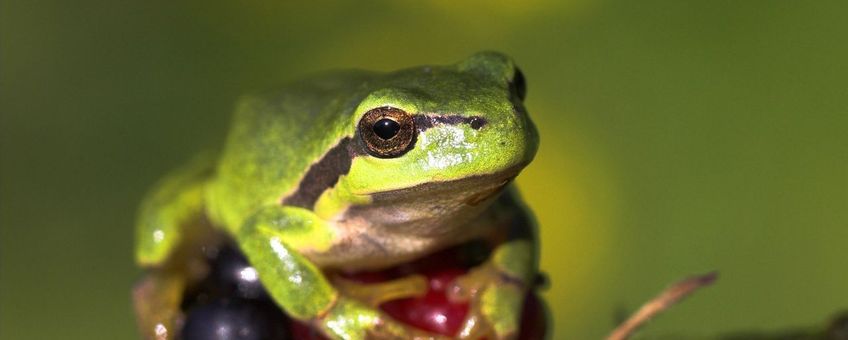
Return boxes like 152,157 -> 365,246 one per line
206,70 -> 375,232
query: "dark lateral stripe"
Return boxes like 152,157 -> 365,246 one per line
282,137 -> 355,209
413,114 -> 487,131
281,114 -> 485,209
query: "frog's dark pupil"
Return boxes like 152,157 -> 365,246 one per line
373,118 -> 400,140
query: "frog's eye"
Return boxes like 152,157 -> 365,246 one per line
511,67 -> 527,101
358,106 -> 416,158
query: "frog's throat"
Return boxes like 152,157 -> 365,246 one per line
330,165 -> 522,243
364,162 -> 523,205
280,113 -> 491,210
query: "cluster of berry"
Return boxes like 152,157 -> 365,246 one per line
179,243 -> 545,339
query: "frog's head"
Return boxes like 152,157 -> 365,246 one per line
319,52 -> 538,236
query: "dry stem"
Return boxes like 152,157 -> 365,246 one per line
606,272 -> 718,340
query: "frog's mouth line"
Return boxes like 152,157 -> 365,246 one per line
365,162 -> 525,204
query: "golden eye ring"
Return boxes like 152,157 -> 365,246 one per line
358,106 -> 416,158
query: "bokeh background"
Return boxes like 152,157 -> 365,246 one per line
2,1 -> 847,339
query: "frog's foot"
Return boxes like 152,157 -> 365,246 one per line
446,262 -> 528,339
313,296 -> 447,340
133,271 -> 186,340
332,274 -> 429,307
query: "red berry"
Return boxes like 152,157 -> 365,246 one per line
289,320 -> 328,340
296,243 -> 549,339
380,268 -> 469,336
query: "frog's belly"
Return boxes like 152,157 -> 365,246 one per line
305,227 -> 480,271
305,200 -> 496,270
305,174 -> 517,270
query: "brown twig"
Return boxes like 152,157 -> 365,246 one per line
606,271 -> 719,340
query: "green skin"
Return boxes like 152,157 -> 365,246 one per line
135,52 -> 540,339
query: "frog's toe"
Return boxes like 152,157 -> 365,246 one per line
315,297 -> 439,340
448,261 -> 526,303
332,274 -> 429,307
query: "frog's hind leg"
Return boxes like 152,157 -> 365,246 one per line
133,219 -> 223,340
133,153 -> 218,340
133,268 -> 187,340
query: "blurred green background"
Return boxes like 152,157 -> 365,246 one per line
2,1 -> 847,339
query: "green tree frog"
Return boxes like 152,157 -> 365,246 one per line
134,51 -> 541,339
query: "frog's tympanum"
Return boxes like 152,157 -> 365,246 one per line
134,52 -> 542,339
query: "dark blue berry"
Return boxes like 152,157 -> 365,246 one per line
206,246 -> 268,300
181,298 -> 289,340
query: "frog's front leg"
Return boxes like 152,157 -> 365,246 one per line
236,205 -> 436,340
451,239 -> 537,339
